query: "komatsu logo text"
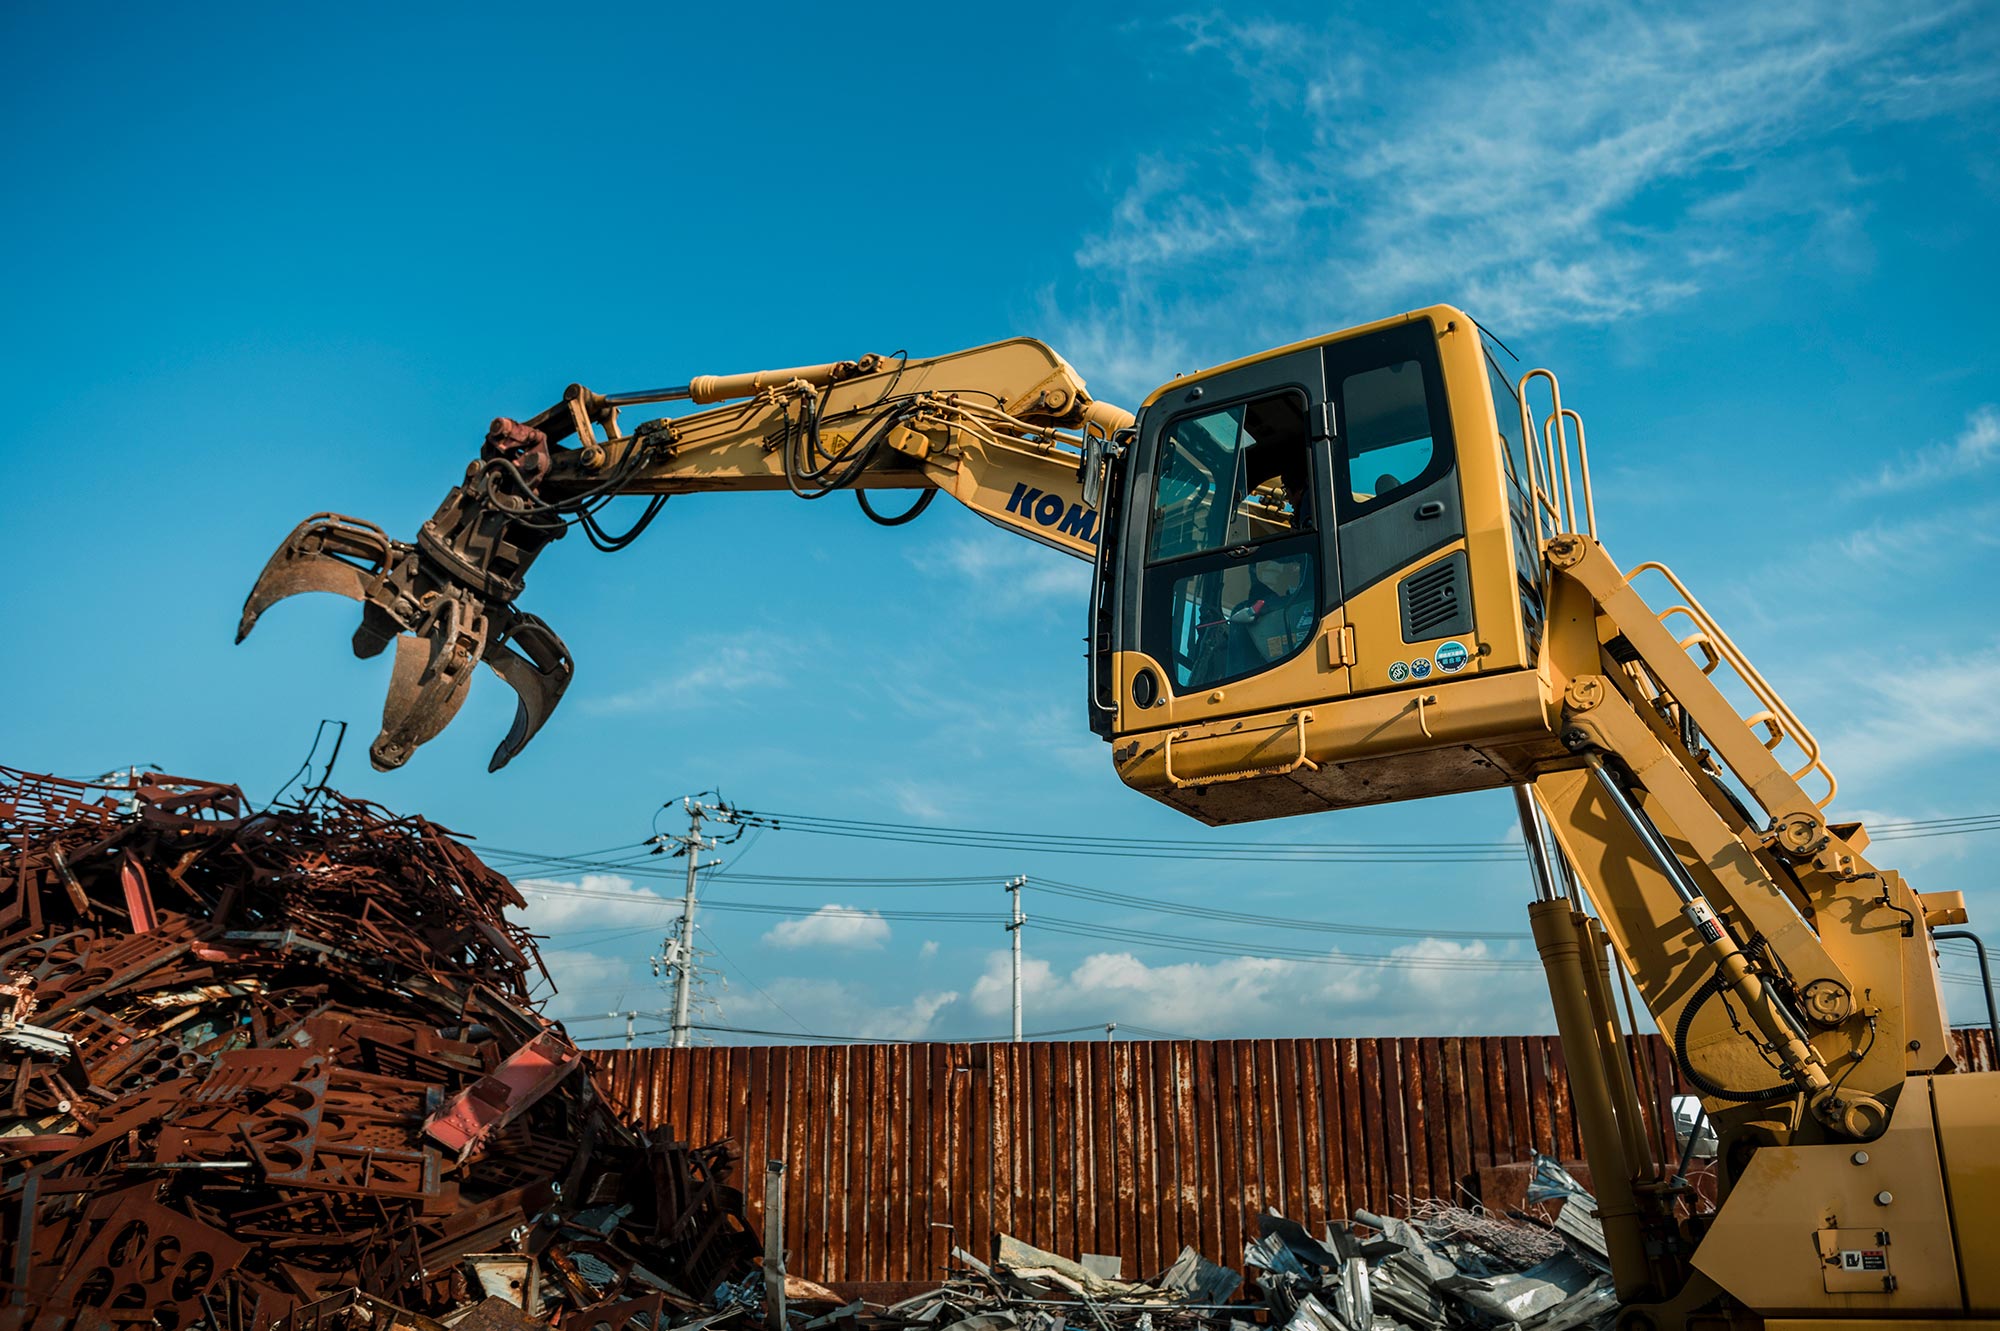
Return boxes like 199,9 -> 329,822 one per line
1005,483 -> 1098,544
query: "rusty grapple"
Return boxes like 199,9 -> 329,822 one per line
237,421 -> 574,772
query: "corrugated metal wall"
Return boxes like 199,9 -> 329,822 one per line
589,1030 -> 1997,1284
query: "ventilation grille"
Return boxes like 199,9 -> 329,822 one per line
1398,551 -> 1472,643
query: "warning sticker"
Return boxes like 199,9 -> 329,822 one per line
1840,1250 -> 1888,1272
1685,899 -> 1725,945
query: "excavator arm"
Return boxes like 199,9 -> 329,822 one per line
237,338 -> 1131,772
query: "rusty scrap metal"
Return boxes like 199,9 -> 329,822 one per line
0,765 -> 755,1330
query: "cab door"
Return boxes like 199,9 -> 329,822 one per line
1114,347 -> 1349,730
1322,320 -> 1471,693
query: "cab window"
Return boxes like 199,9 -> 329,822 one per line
1339,361 -> 1436,507
1144,388 -> 1320,693
1149,395 -> 1313,561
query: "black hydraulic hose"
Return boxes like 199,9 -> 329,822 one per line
1673,970 -> 1795,1103
856,488 -> 936,526
1670,1101 -> 1708,1191
1934,928 -> 2000,1052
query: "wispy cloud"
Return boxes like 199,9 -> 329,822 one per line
584,631 -> 797,715
536,943 -> 661,1021
1834,501 -> 2000,564
1056,3 -> 1998,396
761,904 -> 892,950
887,779 -> 949,821
732,978 -> 959,1041
913,534 -> 1088,609
969,940 -> 1549,1037
1865,405 -> 2000,491
513,873 -> 676,934
1822,645 -> 2000,793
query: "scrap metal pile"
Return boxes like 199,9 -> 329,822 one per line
821,1176 -> 1617,1331
1243,1175 -> 1618,1331
0,766 -> 756,1330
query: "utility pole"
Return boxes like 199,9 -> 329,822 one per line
654,797 -> 724,1048
1006,876 -> 1026,1042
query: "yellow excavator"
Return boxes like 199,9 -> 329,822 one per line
239,306 -> 1998,1328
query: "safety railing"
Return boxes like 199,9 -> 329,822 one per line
1516,369 -> 1598,542
1624,560 -> 1839,809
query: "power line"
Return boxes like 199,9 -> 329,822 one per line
681,1021 -> 1153,1045
695,922 -> 819,1041
520,883 -> 1532,968
1031,875 -> 1528,941
1032,916 -> 1541,971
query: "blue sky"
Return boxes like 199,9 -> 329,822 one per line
5,3 -> 1998,1044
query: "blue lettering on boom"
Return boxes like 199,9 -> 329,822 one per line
1005,482 -> 1099,545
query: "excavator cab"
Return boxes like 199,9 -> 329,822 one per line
1093,305 -> 1572,824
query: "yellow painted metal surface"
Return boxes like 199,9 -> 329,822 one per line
1112,658 -> 1562,823
1694,1082 -> 1961,1316
1932,1072 -> 2000,1313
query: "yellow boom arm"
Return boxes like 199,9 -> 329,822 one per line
236,337 -> 1131,772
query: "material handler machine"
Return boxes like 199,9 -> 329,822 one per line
240,306 -> 1998,1328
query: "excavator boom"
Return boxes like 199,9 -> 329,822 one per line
238,337 -> 1130,772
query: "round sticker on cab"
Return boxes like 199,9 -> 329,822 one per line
1435,641 -> 1470,673
1387,661 -> 1410,683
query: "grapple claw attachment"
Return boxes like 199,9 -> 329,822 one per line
236,514 -> 396,644
479,612 -> 572,772
238,454 -> 573,770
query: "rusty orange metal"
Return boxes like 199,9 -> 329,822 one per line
591,1030 -> 1997,1285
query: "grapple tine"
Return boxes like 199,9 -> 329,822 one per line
236,514 -> 396,643
371,595 -> 491,772
484,610 -> 574,772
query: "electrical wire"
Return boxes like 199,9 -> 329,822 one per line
695,922 -> 818,1041
1031,916 -> 1539,972
1031,875 -> 1527,941
483,809 -> 2000,878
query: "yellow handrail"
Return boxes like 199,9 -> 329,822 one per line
1163,711 -> 1318,789
1515,370 -> 1597,541
1626,561 -> 1838,808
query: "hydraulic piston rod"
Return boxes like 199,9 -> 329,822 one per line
1579,756 -> 1859,1121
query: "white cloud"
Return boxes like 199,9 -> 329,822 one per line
914,534 -> 1089,609
920,939 -> 940,960
1055,4 -> 1999,396
1867,405 -> 2000,491
513,873 -> 677,934
761,903 -> 892,950
968,939 -> 1550,1037
1821,645 -> 2000,793
888,780 -> 949,821
734,978 -> 959,1042
536,944 -> 662,1023
583,632 -> 796,715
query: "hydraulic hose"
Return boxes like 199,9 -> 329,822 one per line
1673,970 -> 1796,1103
856,488 -> 936,526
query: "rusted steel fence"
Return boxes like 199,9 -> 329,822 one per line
590,1030 -> 1997,1285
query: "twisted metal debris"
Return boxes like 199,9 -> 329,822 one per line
0,762 -> 1620,1331
0,766 -> 755,1329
